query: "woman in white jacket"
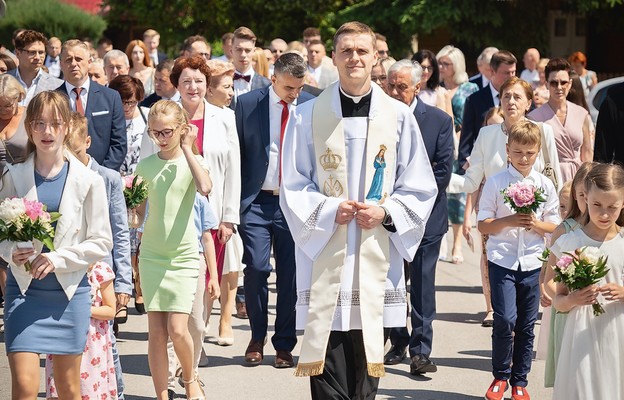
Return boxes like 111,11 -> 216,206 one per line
0,91 -> 112,399
448,76 -> 561,327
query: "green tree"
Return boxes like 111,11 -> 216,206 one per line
0,0 -> 107,45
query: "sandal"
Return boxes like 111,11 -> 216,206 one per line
182,373 -> 205,400
115,305 -> 128,324
482,311 -> 494,327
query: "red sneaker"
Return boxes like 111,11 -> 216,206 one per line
511,386 -> 530,400
485,379 -> 508,400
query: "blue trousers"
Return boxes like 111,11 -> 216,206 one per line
239,191 -> 297,351
110,321 -> 125,399
488,261 -> 540,387
389,235 -> 442,357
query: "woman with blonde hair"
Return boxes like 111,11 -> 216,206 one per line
0,91 -> 112,399
252,48 -> 270,78
126,39 -> 155,98
437,44 -> 479,264
204,59 -> 244,345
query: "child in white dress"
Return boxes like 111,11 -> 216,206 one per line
551,163 -> 624,399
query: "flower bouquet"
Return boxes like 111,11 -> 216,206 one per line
0,198 -> 61,272
123,175 -> 148,228
501,182 -> 546,214
552,246 -> 610,316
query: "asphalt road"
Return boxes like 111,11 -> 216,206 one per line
0,234 -> 554,399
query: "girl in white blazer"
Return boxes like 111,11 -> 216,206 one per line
0,91 -> 112,399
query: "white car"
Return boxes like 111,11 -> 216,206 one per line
588,76 -> 624,126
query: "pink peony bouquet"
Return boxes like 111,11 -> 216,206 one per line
0,198 -> 61,272
552,246 -> 610,316
122,175 -> 148,210
501,182 -> 546,214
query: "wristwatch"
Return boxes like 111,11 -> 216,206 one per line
380,206 -> 393,227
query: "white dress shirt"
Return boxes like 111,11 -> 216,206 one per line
308,65 -> 322,84
262,86 -> 295,191
15,69 -> 44,106
64,79 -> 91,113
233,67 -> 255,98
489,83 -> 500,107
45,56 -> 61,78
477,165 -> 560,272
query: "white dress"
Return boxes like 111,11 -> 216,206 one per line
551,228 -> 624,399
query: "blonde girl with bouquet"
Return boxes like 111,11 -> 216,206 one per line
540,162 -> 597,387
0,91 -> 112,399
134,100 -> 212,400
551,163 -> 624,399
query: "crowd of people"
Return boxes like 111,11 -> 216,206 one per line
0,19 -> 623,400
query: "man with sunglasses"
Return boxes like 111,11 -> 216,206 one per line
56,39 -> 126,171
8,30 -> 63,106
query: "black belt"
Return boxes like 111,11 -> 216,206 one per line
261,189 -> 280,196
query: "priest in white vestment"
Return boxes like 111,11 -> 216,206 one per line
279,21 -> 438,399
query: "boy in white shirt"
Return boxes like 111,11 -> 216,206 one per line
477,120 -> 560,400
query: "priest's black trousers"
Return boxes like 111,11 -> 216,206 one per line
310,330 -> 379,400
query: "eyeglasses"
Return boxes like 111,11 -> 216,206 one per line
421,65 -> 432,72
438,61 -> 453,68
149,128 -> 175,138
29,120 -> 65,133
19,49 -> 46,58
122,100 -> 138,107
549,80 -> 569,88
371,75 -> 387,83
378,50 -> 390,56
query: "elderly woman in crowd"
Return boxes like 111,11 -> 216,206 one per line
0,91 -> 112,399
529,58 -> 593,183
449,76 -> 561,326
412,49 -> 453,117
126,39 -> 155,98
436,44 -> 479,264
203,59 -> 243,346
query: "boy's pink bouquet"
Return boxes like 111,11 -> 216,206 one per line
122,175 -> 148,210
501,182 -> 546,214
0,198 -> 61,272
552,246 -> 610,316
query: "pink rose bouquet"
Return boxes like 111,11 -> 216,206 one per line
122,175 -> 148,210
501,182 -> 546,214
0,198 -> 61,271
552,246 -> 610,316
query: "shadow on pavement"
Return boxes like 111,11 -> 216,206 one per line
119,354 -> 150,376
435,312 -> 484,324
377,388 -> 483,399
435,285 -> 484,294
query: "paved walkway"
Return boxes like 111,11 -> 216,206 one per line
0,236 -> 553,399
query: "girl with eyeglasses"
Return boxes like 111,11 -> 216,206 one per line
0,91 -> 112,399
134,100 -> 212,400
529,58 -> 594,184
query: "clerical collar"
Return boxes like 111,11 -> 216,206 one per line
339,86 -> 372,117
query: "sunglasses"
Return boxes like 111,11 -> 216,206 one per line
549,80 -> 569,88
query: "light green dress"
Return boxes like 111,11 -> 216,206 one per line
544,217 -> 580,387
136,153 -> 207,313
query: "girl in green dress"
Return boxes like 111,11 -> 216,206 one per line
135,100 -> 212,400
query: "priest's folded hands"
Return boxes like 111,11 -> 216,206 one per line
335,200 -> 385,229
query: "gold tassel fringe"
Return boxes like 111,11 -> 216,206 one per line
294,361 -> 325,377
367,362 -> 386,377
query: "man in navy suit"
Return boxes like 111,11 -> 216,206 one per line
458,50 -> 516,173
383,59 -> 454,375
57,39 -> 126,171
236,53 -> 314,369
230,26 -> 271,110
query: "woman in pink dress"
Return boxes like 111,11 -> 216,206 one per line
528,58 -> 593,183
46,262 -> 117,399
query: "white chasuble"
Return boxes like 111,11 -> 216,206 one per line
279,82 -> 438,377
